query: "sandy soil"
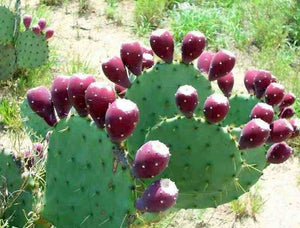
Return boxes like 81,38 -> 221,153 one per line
1,0 -> 300,227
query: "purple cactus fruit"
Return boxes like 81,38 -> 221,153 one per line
23,14 -> 32,30
114,84 -> 127,98
208,50 -> 236,81
238,119 -> 270,150
250,103 -> 274,124
279,92 -> 296,110
67,73 -> 96,117
85,82 -> 116,128
51,75 -> 71,119
33,142 -> 44,158
289,119 -> 300,138
217,72 -> 234,97
24,150 -> 34,169
244,69 -> 259,94
279,106 -> 295,119
197,51 -> 214,73
120,42 -> 143,76
181,31 -> 206,64
150,29 -> 174,63
27,86 -> 57,126
105,99 -> 139,142
266,142 -> 292,164
269,119 -> 294,143
142,53 -> 154,69
135,178 -> 178,213
253,70 -> 272,99
38,18 -> 46,31
45,28 -> 54,39
132,140 -> 170,178
175,85 -> 198,118
264,83 -> 285,106
32,25 -> 41,35
203,94 -> 229,123
102,56 -> 131,88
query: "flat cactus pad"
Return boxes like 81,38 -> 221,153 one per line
0,44 -> 16,80
0,6 -> 15,44
42,116 -> 135,227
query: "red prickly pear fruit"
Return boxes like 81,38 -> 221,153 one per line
197,51 -> 214,73
142,53 -> 154,69
45,27 -> 54,39
51,75 -> 71,119
38,18 -> 46,31
85,82 -> 116,129
208,50 -> 236,81
217,72 -> 234,97
114,84 -> 127,98
23,14 -> 32,30
238,119 -> 270,150
266,142 -> 292,164
27,86 -> 57,126
102,56 -> 131,88
105,99 -> 139,142
181,31 -> 206,64
271,74 -> 277,83
175,85 -> 198,118
33,142 -> 44,158
279,92 -> 296,110
141,46 -> 154,56
289,118 -> 300,138
279,106 -> 295,119
32,25 -> 41,35
269,119 -> 294,143
120,42 -> 143,76
135,178 -> 178,213
132,140 -> 170,178
150,29 -> 174,63
253,70 -> 272,99
244,69 -> 259,94
203,94 -> 229,123
250,103 -> 274,124
264,82 -> 285,106
67,73 -> 96,117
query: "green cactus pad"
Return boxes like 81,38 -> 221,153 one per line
16,30 -> 49,68
0,44 -> 16,80
0,147 -> 33,227
222,94 -> 259,127
20,99 -> 52,140
42,115 -> 135,227
126,62 -> 214,155
145,116 -> 242,208
0,6 -> 15,44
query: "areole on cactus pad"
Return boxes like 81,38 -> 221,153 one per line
18,28 -> 299,227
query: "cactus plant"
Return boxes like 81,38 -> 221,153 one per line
0,2 -> 53,80
18,28 -> 299,227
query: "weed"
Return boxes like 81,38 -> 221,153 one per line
0,98 -> 23,132
62,55 -> 95,75
78,0 -> 90,15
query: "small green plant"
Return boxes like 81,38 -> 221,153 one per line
78,0 -> 90,15
0,98 -> 22,132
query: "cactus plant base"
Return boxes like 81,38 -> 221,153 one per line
42,115 -> 135,227
126,62 -> 214,156
145,116 -> 242,208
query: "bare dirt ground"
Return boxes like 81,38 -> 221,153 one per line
1,0 -> 300,227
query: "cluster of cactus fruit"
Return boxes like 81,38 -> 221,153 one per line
0,2 -> 53,80
1,28 -> 299,227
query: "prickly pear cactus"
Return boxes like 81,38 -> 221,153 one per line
0,3 -> 53,80
16,30 -> 49,68
0,147 -> 33,227
42,116 -> 135,227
